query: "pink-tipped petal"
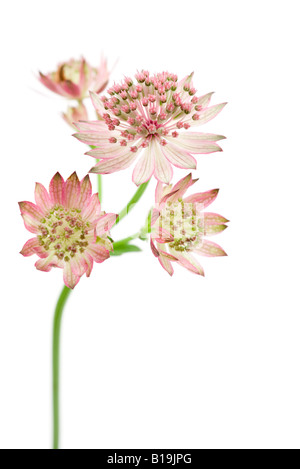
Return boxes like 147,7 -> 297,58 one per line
162,143 -> 197,169
90,91 -> 106,114
63,262 -> 80,289
39,72 -> 61,94
158,249 -> 178,261
96,213 -> 118,236
19,201 -> 43,219
151,226 -> 173,243
58,81 -> 81,99
175,131 -> 226,142
204,212 -> 230,225
169,135 -> 222,154
192,102 -> 227,126
175,252 -> 205,276
132,146 -> 155,185
158,255 -> 174,276
35,253 -> 56,272
195,240 -> 227,257
70,256 -> 88,277
195,92 -> 214,108
86,244 -> 110,263
78,175 -> 92,208
19,201 -> 44,233
83,252 -> 94,277
150,238 -> 160,257
155,182 -> 164,204
168,173 -> 198,202
74,131 -> 118,146
202,224 -> 228,236
49,172 -> 65,205
160,189 -> 180,204
74,120 -> 107,132
34,183 -> 52,212
89,149 -> 140,174
65,172 -> 80,208
20,238 -> 43,257
151,208 -> 160,226
184,189 -> 219,209
81,193 -> 101,220
152,139 -> 173,183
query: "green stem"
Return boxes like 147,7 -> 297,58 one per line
113,208 -> 153,248
97,174 -> 102,203
113,233 -> 140,249
53,285 -> 72,450
115,180 -> 150,225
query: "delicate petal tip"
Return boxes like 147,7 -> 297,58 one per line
65,172 -> 80,208
89,165 -> 100,174
150,239 -> 160,257
20,238 -> 42,257
195,240 -> 227,257
63,262 -> 80,289
49,172 -> 65,205
96,213 -> 118,236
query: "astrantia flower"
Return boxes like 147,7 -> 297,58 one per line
74,70 -> 227,185
62,102 -> 88,129
39,57 -> 109,100
150,174 -> 228,276
19,172 -> 117,288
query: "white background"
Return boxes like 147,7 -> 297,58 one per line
1,0 -> 299,449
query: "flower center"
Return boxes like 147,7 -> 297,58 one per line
53,60 -> 82,84
99,71 -> 200,150
38,205 -> 91,262
158,200 -> 204,252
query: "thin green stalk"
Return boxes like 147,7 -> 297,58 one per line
113,233 -> 140,249
53,285 -> 72,450
115,180 -> 150,225
113,208 -> 153,247
97,174 -> 102,203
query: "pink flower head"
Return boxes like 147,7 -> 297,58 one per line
39,57 -> 109,100
150,174 -> 228,276
62,102 -> 88,129
19,172 -> 117,289
74,71 -> 227,185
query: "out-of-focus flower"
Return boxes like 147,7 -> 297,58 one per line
39,57 -> 109,100
62,102 -> 88,129
74,71 -> 226,185
19,172 -> 117,288
150,173 -> 228,276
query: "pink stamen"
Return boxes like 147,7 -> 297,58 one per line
130,146 -> 138,152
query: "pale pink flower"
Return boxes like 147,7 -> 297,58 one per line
19,172 -> 117,289
62,102 -> 88,129
39,57 -> 109,100
74,71 -> 227,185
150,174 -> 228,276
